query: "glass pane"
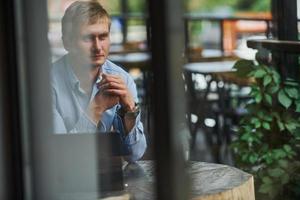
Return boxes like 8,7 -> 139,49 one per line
183,1 -> 300,200
46,0 -> 150,199
6,0 -> 300,199
184,0 -> 271,60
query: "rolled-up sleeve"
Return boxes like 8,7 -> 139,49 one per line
113,75 -> 147,162
113,113 -> 146,162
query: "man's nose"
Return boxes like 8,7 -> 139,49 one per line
92,38 -> 102,50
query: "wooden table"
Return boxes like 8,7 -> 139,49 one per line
184,60 -> 236,73
102,161 -> 255,200
108,52 -> 151,71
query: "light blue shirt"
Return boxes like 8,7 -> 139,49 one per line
51,54 -> 146,162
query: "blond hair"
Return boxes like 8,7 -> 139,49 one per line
61,1 -> 111,49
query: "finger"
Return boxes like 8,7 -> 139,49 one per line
102,74 -> 124,84
103,89 -> 128,96
99,82 -> 126,91
102,73 -> 121,79
99,79 -> 126,90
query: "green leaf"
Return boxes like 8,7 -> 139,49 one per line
278,89 -> 292,109
273,149 -> 286,159
241,133 -> 251,142
268,168 -> 285,178
262,122 -> 271,130
265,157 -> 273,164
268,84 -> 280,94
278,159 -> 289,168
255,93 -> 262,103
296,100 -> 300,112
254,69 -> 267,78
277,120 -> 285,131
281,173 -> 290,185
284,87 -> 299,99
272,71 -> 281,84
257,111 -> 263,118
285,122 -> 297,133
249,154 -> 258,164
255,122 -> 261,128
233,60 -> 255,77
283,145 -> 292,152
263,114 -> 273,122
262,176 -> 272,184
263,75 -> 272,86
264,94 -> 272,105
251,118 -> 261,128
259,183 -> 273,194
242,154 -> 248,162
241,125 -> 252,133
294,131 -> 300,139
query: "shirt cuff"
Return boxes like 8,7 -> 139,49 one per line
121,113 -> 143,145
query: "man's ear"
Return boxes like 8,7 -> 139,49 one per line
62,36 -> 71,52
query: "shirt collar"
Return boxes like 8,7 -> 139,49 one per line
65,55 -> 113,97
101,60 -> 110,74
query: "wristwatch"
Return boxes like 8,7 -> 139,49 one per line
118,103 -> 140,119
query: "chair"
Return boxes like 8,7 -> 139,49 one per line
184,63 -> 252,163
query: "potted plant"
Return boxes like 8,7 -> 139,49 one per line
231,59 -> 300,199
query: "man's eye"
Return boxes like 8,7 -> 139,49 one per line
99,34 -> 109,40
82,35 -> 93,42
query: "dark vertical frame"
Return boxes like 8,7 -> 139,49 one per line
271,0 -> 299,80
1,0 -> 51,199
121,0 -> 128,44
149,0 -> 189,199
1,0 -> 191,199
272,0 -> 298,40
0,0 -> 24,199
18,0 -> 52,198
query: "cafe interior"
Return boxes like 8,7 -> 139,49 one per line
1,0 -> 300,199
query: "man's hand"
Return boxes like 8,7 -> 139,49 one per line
98,73 -> 137,133
88,91 -> 119,124
88,73 -> 120,124
98,73 -> 135,112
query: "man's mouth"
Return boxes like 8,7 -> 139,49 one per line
91,54 -> 104,58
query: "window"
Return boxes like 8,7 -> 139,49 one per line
2,0 -> 300,200
183,0 -> 271,60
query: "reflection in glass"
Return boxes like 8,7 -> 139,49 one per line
47,1 -> 147,198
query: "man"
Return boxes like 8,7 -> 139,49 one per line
51,1 -> 146,162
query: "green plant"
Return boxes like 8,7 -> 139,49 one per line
231,59 -> 300,200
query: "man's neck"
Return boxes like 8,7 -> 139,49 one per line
69,55 -> 101,94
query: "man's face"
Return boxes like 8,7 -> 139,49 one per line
71,20 -> 110,67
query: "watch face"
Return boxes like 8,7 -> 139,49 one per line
117,105 -> 140,118
125,106 -> 140,118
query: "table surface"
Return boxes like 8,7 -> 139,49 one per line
108,52 -> 151,64
101,160 -> 254,200
184,60 -> 237,73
